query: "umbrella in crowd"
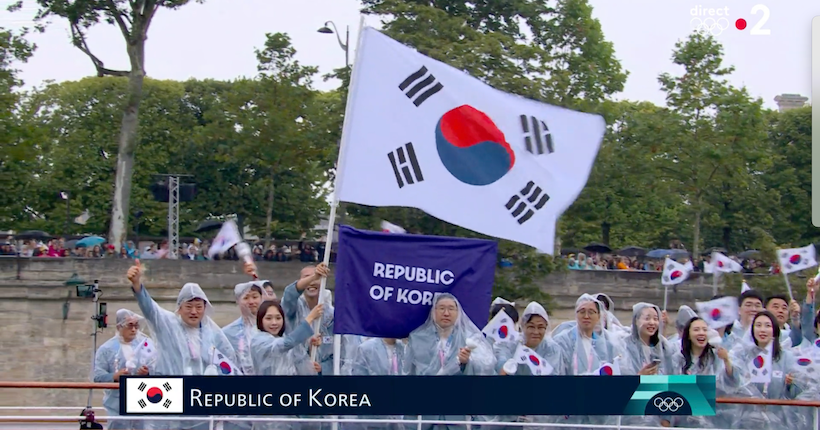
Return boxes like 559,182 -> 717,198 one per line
75,236 -> 105,248
560,248 -> 581,256
701,246 -> 727,256
645,248 -> 689,259
15,230 -> 52,240
195,220 -> 223,233
737,250 -> 761,260
64,239 -> 78,249
616,246 -> 647,257
583,242 -> 612,254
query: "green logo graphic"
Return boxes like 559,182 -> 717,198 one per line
622,375 -> 716,416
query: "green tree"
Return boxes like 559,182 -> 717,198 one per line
18,77 -> 192,236
560,101 -> 685,249
655,32 -> 771,256
765,106 -> 815,246
12,0 -> 205,250
0,28 -> 37,226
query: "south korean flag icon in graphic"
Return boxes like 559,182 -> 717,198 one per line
124,378 -> 184,414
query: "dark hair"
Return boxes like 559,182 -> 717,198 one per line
710,295 -> 733,335
680,317 -> 715,374
765,294 -> 789,307
256,300 -> 286,336
248,284 -> 264,295
262,281 -> 273,289
596,294 -> 611,311
814,309 -> 819,335
751,311 -> 781,362
739,290 -> 764,307
490,303 -> 519,324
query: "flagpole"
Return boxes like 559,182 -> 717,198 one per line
712,272 -> 718,297
780,270 -> 795,302
310,13 -> 368,365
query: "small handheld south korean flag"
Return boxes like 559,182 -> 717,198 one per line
514,343 -> 553,375
661,258 -> 693,286
591,359 -> 621,376
776,244 -> 818,274
124,377 -> 183,414
482,309 -> 519,344
695,296 -> 739,330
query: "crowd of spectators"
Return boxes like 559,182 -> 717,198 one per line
0,237 -> 328,263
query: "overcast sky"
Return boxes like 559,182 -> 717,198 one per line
1,0 -> 817,110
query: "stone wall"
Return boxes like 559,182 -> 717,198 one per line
0,257 -> 724,412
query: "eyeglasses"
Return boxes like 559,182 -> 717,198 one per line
121,323 -> 139,330
576,309 -> 599,316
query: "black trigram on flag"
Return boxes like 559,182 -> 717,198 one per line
138,399 -> 147,408
162,382 -> 172,391
138,382 -> 147,391
398,66 -> 443,107
505,181 -> 550,224
519,115 -> 554,155
163,399 -> 172,409
388,142 -> 424,188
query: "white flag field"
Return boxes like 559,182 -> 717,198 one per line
711,252 -> 742,273
661,258 -> 694,286
334,27 -> 606,253
776,244 -> 818,274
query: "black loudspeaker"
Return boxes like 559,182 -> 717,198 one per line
150,182 -> 197,202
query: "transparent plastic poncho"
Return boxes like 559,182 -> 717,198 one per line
134,283 -> 238,376
729,339 -> 802,429
92,309 -> 156,421
551,294 -> 623,429
404,293 -> 496,376
221,282 -> 260,376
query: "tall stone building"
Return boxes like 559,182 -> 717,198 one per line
774,93 -> 808,112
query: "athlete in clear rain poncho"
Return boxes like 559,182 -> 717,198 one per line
281,263 -> 361,375
595,293 -> 629,338
92,309 -> 156,430
221,282 -> 265,430
251,300 -> 322,430
403,293 -> 496,430
127,260 -> 240,430
667,305 -> 697,352
729,310 -> 803,429
619,302 -> 677,428
551,294 -> 623,430
496,302 -> 565,428
222,281 -> 265,376
784,339 -> 820,430
670,316 -> 740,428
348,337 -> 410,430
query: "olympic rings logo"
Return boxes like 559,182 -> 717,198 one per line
690,17 -> 730,36
653,397 -> 685,412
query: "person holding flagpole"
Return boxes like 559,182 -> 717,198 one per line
800,278 -> 817,348
126,259 -> 243,430
281,264 -> 337,374
729,311 -> 802,429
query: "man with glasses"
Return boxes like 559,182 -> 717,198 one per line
730,290 -> 764,346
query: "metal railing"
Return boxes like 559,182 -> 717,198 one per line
0,381 -> 818,430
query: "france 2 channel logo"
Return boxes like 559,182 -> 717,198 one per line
689,4 -> 771,36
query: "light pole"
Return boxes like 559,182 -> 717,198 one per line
60,191 -> 70,238
318,21 -> 350,230
318,21 -> 350,67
